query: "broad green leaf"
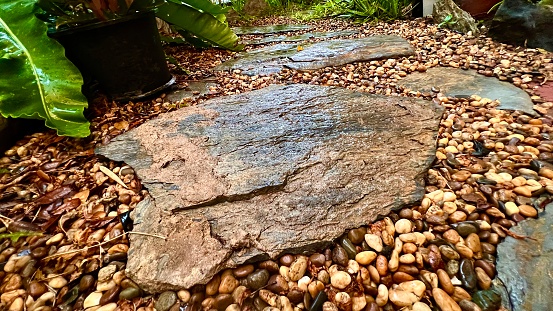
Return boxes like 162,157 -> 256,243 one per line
0,0 -> 90,137
157,1 -> 243,51
0,231 -> 42,243
166,0 -> 229,15
128,0 -> 165,12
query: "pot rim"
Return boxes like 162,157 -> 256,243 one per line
47,10 -> 155,37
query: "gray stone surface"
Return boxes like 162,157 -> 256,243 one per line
232,25 -> 312,35
433,0 -> 480,34
496,205 -> 553,311
241,30 -> 358,46
398,67 -> 537,116
216,35 -> 414,76
96,84 -> 443,292
165,81 -> 217,103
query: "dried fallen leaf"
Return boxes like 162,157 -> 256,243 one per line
99,165 -> 128,189
73,189 -> 90,204
36,186 -> 73,205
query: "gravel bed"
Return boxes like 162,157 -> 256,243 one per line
1,17 -> 553,311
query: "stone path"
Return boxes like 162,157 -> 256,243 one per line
398,67 -> 537,116
215,35 -> 414,76
496,203 -> 553,311
96,84 -> 443,292
240,30 -> 358,46
102,25 -> 550,303
231,24 -> 312,35
165,80 -> 218,103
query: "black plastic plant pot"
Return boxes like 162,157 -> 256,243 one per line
49,11 -> 174,101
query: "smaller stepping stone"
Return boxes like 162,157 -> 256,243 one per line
165,80 -> 217,102
241,30 -> 358,46
231,24 -> 312,35
496,205 -> 553,311
216,35 -> 414,76
398,67 -> 537,116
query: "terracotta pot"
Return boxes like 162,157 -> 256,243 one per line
454,0 -> 502,19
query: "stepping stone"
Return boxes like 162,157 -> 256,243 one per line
96,84 -> 443,292
215,35 -> 415,76
398,67 -> 537,116
231,24 -> 311,35
165,80 -> 217,102
496,205 -> 553,311
241,30 -> 358,46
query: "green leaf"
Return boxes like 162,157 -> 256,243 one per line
0,0 -> 90,137
0,231 -> 42,243
156,1 -> 243,51
166,0 -> 229,15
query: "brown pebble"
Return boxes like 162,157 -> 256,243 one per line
100,286 -> 121,304
364,302 -> 379,311
266,275 -> 288,294
206,275 -> 221,296
118,193 -> 131,205
481,242 -> 496,254
233,265 -> 254,278
214,294 -> 234,311
309,253 -> 326,267
437,269 -> 454,295
475,267 -> 492,290
398,265 -> 419,275
443,229 -> 461,244
347,228 -> 366,244
28,281 -> 48,298
478,230 -> 490,241
511,213 -> 525,222
0,274 -> 22,292
393,272 -> 415,283
399,209 -> 413,219
79,275 -> 95,292
279,254 -> 295,266
518,205 -> 538,217
120,278 -> 140,289
31,247 -> 48,259
474,260 -> 495,278
332,245 -> 349,266
375,255 -> 388,276
259,261 -> 279,273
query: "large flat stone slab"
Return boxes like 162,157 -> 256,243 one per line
96,84 -> 443,292
215,35 -> 415,76
231,24 -> 312,35
398,67 -> 537,116
496,205 -> 553,311
241,30 -> 358,46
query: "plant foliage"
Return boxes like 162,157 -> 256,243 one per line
157,0 -> 243,51
35,0 -> 242,50
303,0 -> 414,20
0,0 -> 90,137
0,231 -> 42,243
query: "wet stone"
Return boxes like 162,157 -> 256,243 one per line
496,206 -> 553,311
166,81 -> 218,103
215,36 -> 414,76
241,30 -> 358,46
398,67 -> 537,116
97,84 -> 443,292
231,24 -> 312,35
155,291 -> 178,311
119,287 -> 142,300
244,269 -> 269,290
